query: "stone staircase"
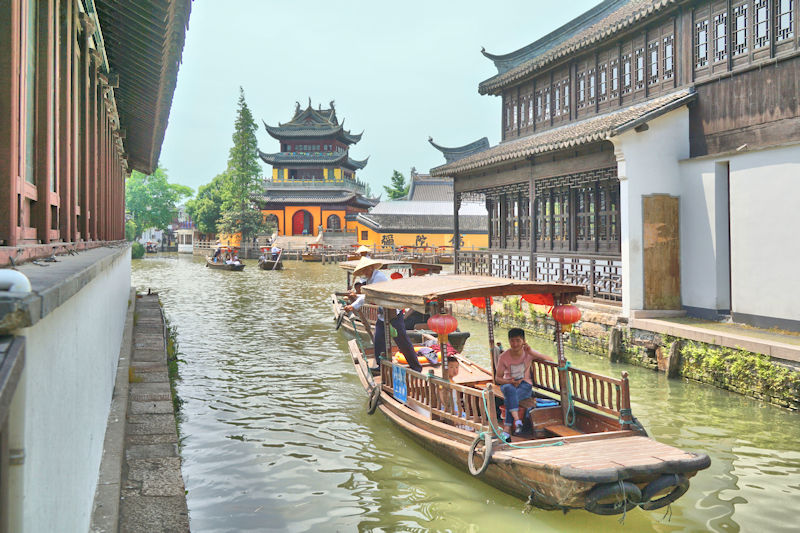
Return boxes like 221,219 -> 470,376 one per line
320,232 -> 358,249
272,235 -> 320,251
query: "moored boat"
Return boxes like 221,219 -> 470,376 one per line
258,246 -> 284,270
349,275 -> 710,514
301,243 -> 324,262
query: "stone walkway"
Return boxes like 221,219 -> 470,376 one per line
90,293 -> 189,532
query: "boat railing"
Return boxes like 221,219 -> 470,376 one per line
531,359 -> 629,418
379,361 -> 497,432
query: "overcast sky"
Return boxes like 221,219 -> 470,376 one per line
159,0 -> 599,196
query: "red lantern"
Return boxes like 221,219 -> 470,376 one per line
427,313 -> 458,336
551,304 -> 581,332
469,296 -> 493,309
390,272 -> 403,280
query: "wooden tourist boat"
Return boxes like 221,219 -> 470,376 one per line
331,259 -> 470,351
205,257 -> 245,271
434,246 -> 454,264
348,275 -> 710,515
258,247 -> 284,270
206,247 -> 245,271
301,243 -> 325,262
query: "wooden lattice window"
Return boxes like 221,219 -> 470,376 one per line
713,11 -> 728,62
733,2 -> 749,55
519,196 -> 530,243
504,194 -> 516,245
776,0 -> 794,41
622,54 -> 632,93
598,63 -> 608,102
552,187 -> 570,252
554,85 -> 562,117
597,181 -> 620,253
577,72 -> 586,108
575,185 -> 596,252
663,35 -> 675,79
610,58 -> 620,98
754,0 -> 770,48
634,47 -> 645,89
695,17 -> 709,68
588,68 -> 596,106
648,40 -> 659,85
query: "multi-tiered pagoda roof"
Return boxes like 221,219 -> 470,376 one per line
261,99 -> 363,144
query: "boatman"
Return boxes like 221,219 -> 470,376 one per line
343,257 -> 423,373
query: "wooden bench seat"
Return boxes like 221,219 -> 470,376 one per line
544,424 -> 582,437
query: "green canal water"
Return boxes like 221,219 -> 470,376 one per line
132,255 -> 799,532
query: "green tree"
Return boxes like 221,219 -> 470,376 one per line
218,87 -> 264,241
125,166 -> 193,238
383,170 -> 409,200
184,172 -> 227,235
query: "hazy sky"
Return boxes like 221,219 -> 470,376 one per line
159,0 -> 600,196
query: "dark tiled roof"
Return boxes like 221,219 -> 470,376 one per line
345,156 -> 369,170
254,189 -> 377,207
479,0 -> 680,95
262,101 -> 363,143
95,0 -> 192,173
428,137 -> 491,164
356,213 -> 487,233
407,181 -> 453,202
431,88 -> 695,176
258,150 -> 349,165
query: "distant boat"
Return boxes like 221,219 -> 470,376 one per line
302,243 -> 325,262
205,257 -> 245,271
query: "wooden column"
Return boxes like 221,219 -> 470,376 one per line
57,0 -> 74,241
529,173 -> 536,280
33,0 -> 57,244
77,13 -> 92,240
88,50 -> 100,240
0,0 -> 21,245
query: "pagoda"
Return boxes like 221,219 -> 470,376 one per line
256,100 -> 376,237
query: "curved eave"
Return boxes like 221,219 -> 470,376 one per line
478,0 -> 679,96
263,119 -> 344,140
432,88 -> 695,176
342,130 -> 363,143
344,156 -> 369,170
428,136 -> 490,163
257,149 -> 349,166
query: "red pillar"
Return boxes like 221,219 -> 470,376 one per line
0,0 -> 21,246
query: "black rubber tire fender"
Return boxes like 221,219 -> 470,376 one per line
367,385 -> 381,415
639,474 -> 689,510
584,481 -> 642,515
467,433 -> 493,476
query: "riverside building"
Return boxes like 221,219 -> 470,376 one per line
0,1 -> 191,530
435,0 -> 800,331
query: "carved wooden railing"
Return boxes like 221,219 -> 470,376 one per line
530,359 -> 629,418
379,361 -> 497,432
457,250 -> 622,303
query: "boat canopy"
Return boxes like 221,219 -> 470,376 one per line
338,259 -> 443,274
361,274 -> 584,312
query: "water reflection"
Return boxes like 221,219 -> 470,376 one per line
133,255 -> 800,532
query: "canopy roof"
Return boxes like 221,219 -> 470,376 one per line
362,274 -> 584,312
339,259 -> 443,273
263,101 -> 363,144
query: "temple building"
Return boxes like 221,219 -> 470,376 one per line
434,0 -> 800,331
256,101 -> 376,236
353,138 -> 490,250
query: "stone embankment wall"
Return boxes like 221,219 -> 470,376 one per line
452,298 -> 800,410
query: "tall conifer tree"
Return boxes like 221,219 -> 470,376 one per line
218,87 -> 264,242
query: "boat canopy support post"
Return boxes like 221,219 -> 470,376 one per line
382,307 -> 391,365
554,295 -> 571,426
619,371 -> 633,429
437,298 -> 449,381
485,297 -> 497,379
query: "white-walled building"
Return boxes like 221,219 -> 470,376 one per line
435,0 -> 800,331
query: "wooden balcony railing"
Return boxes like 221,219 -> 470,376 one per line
530,359 -> 628,418
456,250 -> 622,303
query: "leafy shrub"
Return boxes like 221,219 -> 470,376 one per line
131,242 -> 145,259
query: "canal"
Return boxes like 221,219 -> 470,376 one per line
133,254 -> 799,532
